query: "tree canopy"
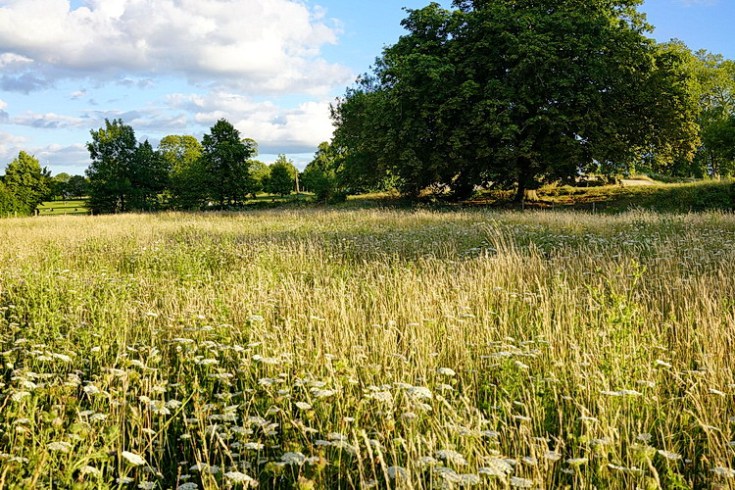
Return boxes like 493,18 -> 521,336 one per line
266,155 -> 297,196
201,119 -> 257,207
86,119 -> 168,213
302,142 -> 344,202
331,0 -> 702,200
159,134 -> 205,209
2,151 -> 50,212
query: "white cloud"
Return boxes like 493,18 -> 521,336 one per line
0,130 -> 28,164
0,136 -> 89,174
69,89 -> 87,100
12,111 -> 88,129
34,143 -> 89,172
167,91 -> 334,154
0,0 -> 352,94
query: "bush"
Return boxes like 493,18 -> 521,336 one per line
0,182 -> 30,217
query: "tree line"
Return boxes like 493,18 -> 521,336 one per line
1,118 -> 342,216
84,118 -> 331,214
327,0 -> 735,201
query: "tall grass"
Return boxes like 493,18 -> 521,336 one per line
1,209 -> 734,489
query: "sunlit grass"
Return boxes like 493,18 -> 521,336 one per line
1,209 -> 734,489
38,200 -> 89,216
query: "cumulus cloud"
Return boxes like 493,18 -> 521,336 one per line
12,111 -> 88,129
34,143 -> 90,171
0,0 -> 352,94
0,130 -> 28,164
0,98 -> 8,121
168,91 -> 334,154
0,136 -> 89,174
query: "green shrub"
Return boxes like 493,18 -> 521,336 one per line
0,182 -> 30,217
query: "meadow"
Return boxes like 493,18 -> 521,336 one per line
1,208 -> 734,489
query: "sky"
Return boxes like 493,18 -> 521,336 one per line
0,0 -> 733,176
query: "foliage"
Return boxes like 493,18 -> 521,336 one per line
86,119 -> 168,213
248,160 -> 271,196
201,119 -> 256,207
48,173 -> 71,200
266,155 -> 296,196
66,175 -> 90,199
159,135 -> 206,210
0,180 -> 28,216
692,51 -> 735,177
302,142 -> 345,203
129,140 -> 170,211
2,151 -> 51,212
332,0 -> 701,201
86,119 -> 137,213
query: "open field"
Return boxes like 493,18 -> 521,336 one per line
1,209 -> 734,489
37,200 -> 89,216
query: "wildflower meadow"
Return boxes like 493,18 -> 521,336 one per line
1,209 -> 734,489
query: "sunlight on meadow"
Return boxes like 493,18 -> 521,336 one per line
1,209 -> 734,489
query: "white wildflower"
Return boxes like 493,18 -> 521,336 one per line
436,449 -> 468,466
79,465 -> 101,476
387,466 -> 408,480
544,451 -> 562,462
11,391 -> 31,402
712,466 -> 735,478
510,476 -> 534,488
636,432 -> 652,443
121,451 -> 147,466
281,452 -> 306,465
657,450 -> 682,461
437,367 -> 456,377
83,384 -> 101,395
224,471 -> 256,485
406,386 -> 433,400
47,441 -> 73,452
311,388 -> 337,398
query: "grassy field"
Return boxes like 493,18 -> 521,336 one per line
37,200 -> 89,216
1,209 -> 734,489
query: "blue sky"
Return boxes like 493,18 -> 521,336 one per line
0,0 -> 733,176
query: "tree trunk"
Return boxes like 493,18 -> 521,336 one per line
514,157 -> 539,204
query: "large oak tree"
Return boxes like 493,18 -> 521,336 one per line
332,0 -> 700,201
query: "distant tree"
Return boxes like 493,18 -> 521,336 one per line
129,140 -> 170,211
49,172 -> 71,200
302,142 -> 344,202
0,181 -> 26,216
66,175 -> 90,199
2,151 -> 51,212
266,155 -> 296,196
87,119 -> 168,213
692,51 -> 735,177
201,119 -> 256,207
86,119 -> 138,213
159,135 -> 205,209
248,160 -> 271,197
